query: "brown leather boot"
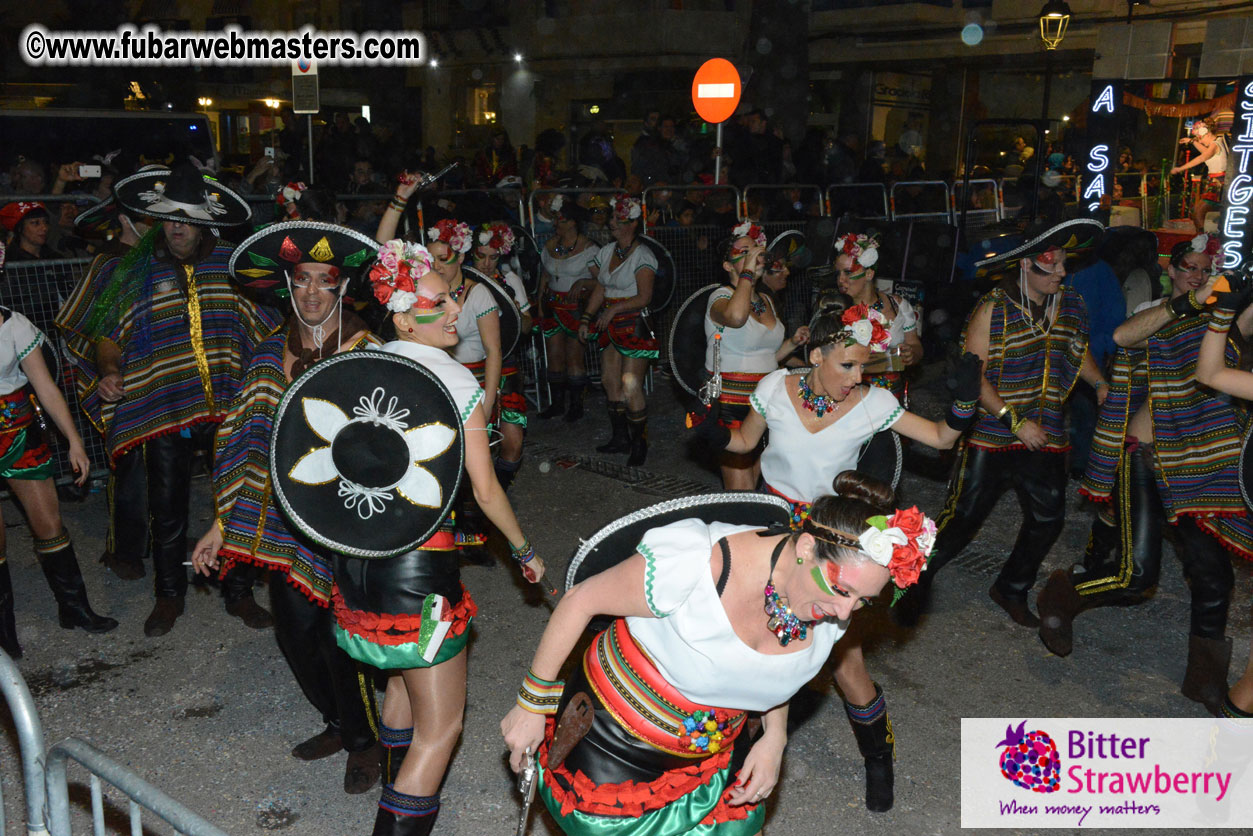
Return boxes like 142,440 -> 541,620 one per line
1037,570 -> 1084,656
1180,634 -> 1232,716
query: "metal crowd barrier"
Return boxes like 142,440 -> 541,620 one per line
0,258 -> 111,487
741,184 -> 823,222
890,180 -> 952,223
951,178 -> 1002,224
825,183 -> 889,220
2,649 -> 232,836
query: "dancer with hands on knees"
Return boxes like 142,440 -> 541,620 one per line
501,474 -> 935,836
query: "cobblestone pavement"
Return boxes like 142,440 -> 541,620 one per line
1,364 -> 1249,835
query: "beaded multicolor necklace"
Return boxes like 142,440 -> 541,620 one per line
614,239 -> 636,261
749,295 -> 767,316
797,374 -> 837,418
763,538 -> 811,646
450,275 -> 468,303
552,233 -> 578,257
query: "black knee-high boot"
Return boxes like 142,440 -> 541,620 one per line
565,375 -> 588,423
35,533 -> 118,634
626,409 -> 648,466
372,788 -> 439,836
539,374 -> 566,419
494,457 -> 521,493
0,556 -> 20,658
596,402 -> 629,454
379,724 -> 412,787
845,683 -> 894,812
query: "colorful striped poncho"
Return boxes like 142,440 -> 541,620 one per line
1080,307 -> 1253,560
56,240 -> 282,460
213,325 -> 382,606
966,286 -> 1089,451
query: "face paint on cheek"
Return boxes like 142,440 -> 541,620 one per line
410,310 -> 447,324
811,563 -> 840,596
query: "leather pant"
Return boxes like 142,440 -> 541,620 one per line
1075,443 -> 1234,637
145,426 -> 255,601
927,445 -> 1067,600
269,573 -> 377,752
108,447 -> 149,563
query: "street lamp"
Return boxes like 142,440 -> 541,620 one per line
1038,0 -> 1072,50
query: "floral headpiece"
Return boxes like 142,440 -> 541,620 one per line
368,239 -> 436,314
1191,233 -> 1221,257
803,506 -> 936,602
426,219 -> 472,254
477,222 -> 514,255
836,232 -> 880,270
276,182 -> 307,218
610,193 -> 642,222
811,303 -> 890,354
731,222 -> 766,248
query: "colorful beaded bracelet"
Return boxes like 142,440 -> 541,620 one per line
510,538 -> 536,565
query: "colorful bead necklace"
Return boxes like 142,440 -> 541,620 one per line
450,276 -> 468,303
797,374 -> 837,418
763,539 -> 811,646
614,240 -> 636,261
552,234 -> 578,257
749,295 -> 767,316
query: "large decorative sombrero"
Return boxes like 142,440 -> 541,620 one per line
638,234 -> 678,312
463,266 -> 522,357
668,283 -> 722,409
565,493 -> 793,595
228,220 -> 379,297
113,162 -> 251,229
974,218 -> 1104,269
270,350 -> 465,558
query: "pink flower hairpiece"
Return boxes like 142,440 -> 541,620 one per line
427,219 -> 472,254
610,193 -> 642,222
369,239 -> 435,313
477,222 -> 515,255
837,232 -> 880,270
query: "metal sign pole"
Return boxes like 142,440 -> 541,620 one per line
714,122 -> 723,184
307,115 -> 315,183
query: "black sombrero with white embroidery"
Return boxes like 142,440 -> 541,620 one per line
974,218 -> 1104,269
228,220 -> 378,296
113,162 -> 252,229
565,492 -> 793,593
463,266 -> 522,357
270,350 -> 465,558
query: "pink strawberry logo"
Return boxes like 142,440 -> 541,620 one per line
996,721 -> 1061,793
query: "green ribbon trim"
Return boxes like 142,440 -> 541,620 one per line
536,758 -> 764,836
334,622 -> 470,671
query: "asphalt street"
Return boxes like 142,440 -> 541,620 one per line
1,365 -> 1250,835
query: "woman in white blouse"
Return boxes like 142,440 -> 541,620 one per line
536,198 -> 598,423
502,472 -> 934,835
578,194 -> 657,466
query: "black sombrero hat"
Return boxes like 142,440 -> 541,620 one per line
463,266 -> 522,357
668,283 -> 722,409
974,218 -> 1104,269
113,162 -> 251,229
228,220 -> 378,297
270,350 -> 466,558
638,234 -> 678,312
566,493 -> 793,597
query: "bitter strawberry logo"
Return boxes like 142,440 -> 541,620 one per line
996,721 -> 1061,793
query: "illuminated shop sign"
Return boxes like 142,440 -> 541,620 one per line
1221,77 -> 1253,272
1084,81 -> 1121,217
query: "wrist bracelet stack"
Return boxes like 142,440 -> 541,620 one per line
517,668 -> 564,715
1208,306 -> 1237,331
388,196 -> 408,213
996,403 -> 1026,434
510,537 -> 536,566
737,271 -> 754,283
579,311 -> 593,324
946,398 -> 978,431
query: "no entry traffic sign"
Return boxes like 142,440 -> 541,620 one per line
692,58 -> 741,124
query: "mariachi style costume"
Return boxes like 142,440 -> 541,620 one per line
0,308 -> 118,658
216,221 -> 383,783
1042,292 -> 1253,712
537,198 -> 598,420
56,164 -> 281,613
916,219 -> 1101,621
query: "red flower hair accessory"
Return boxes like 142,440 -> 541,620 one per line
426,219 -> 472,254
276,182 -> 307,218
731,222 -> 766,247
476,221 -> 515,255
610,193 -> 642,222
856,506 -> 937,602
1191,233 -> 1221,257
839,303 -> 891,353
836,232 -> 880,269
369,239 -> 436,313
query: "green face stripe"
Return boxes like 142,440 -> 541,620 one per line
410,310 -> 446,324
811,565 -> 838,596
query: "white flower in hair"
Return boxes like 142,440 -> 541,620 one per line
478,229 -> 493,246
849,319 -> 873,345
858,246 -> 879,268
550,194 -> 564,213
387,290 -> 418,313
858,526 -> 908,566
426,226 -> 440,241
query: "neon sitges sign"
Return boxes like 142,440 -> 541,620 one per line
1221,79 -> 1253,271
1084,84 -> 1117,213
